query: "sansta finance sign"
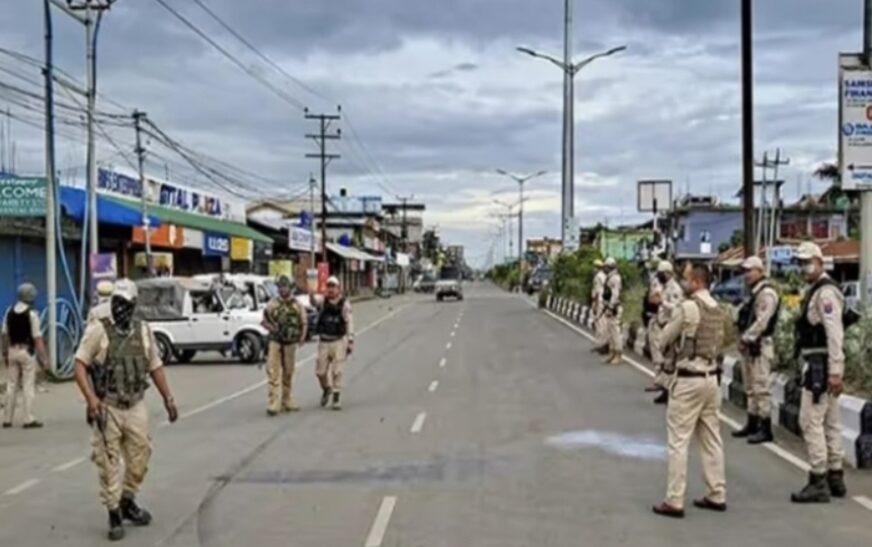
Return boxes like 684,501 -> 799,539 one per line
840,66 -> 872,189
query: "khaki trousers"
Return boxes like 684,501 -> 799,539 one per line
4,347 -> 37,425
90,400 -> 151,510
799,389 -> 844,474
266,342 -> 297,412
666,376 -> 726,509
607,308 -> 623,353
316,339 -> 347,393
743,339 -> 773,417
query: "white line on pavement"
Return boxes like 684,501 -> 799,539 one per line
428,381 -> 439,392
853,495 -> 872,512
410,412 -> 427,433
364,496 -> 397,547
4,479 -> 40,496
446,342 -> 452,350
439,358 -> 446,368
450,331 -> 456,337
52,457 -> 86,473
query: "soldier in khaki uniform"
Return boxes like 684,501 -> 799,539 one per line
73,279 -> 178,541
791,242 -> 848,503
261,275 -> 307,416
733,256 -> 780,444
602,258 -> 623,365
2,283 -> 47,429
313,276 -> 354,410
648,261 -> 684,405
590,259 -> 608,353
653,264 -> 726,519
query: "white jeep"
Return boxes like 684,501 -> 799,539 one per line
135,277 -> 268,365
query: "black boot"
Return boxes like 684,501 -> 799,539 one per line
747,418 -> 774,444
320,387 -> 332,408
653,389 -> 669,405
331,391 -> 342,410
791,472 -> 831,504
120,494 -> 152,526
107,509 -> 125,541
827,469 -> 847,498
732,414 -> 759,438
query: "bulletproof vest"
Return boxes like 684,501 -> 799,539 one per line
737,281 -> 781,338
642,286 -> 659,325
679,296 -> 725,362
98,318 -> 150,406
795,278 -> 838,353
6,306 -> 34,348
603,272 -> 618,303
318,297 -> 347,340
269,298 -> 303,344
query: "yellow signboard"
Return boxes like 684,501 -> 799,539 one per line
230,237 -> 253,261
268,260 -> 293,278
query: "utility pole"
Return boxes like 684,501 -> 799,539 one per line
309,173 -> 316,270
755,149 -> 790,274
741,0 -> 755,258
43,0 -> 58,375
133,110 -> 152,277
305,107 -> 341,263
396,195 -> 414,253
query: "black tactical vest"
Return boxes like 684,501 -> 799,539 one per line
317,298 -> 347,341
795,278 -> 837,353
737,281 -> 781,338
6,306 -> 34,348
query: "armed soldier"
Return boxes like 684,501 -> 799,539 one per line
261,275 -> 307,416
734,257 -> 780,444
647,261 -> 684,405
73,279 -> 178,541
313,276 -> 354,410
590,259 -> 608,354
791,242 -> 848,503
2,283 -> 47,429
653,264 -> 727,519
602,258 -> 623,365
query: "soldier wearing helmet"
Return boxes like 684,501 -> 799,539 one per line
261,275 -> 307,416
2,282 -> 47,429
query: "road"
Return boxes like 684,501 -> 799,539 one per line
1,284 -> 871,546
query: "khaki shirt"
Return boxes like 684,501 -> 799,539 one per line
804,276 -> 845,376
74,318 -> 162,372
605,271 -> 622,307
742,282 -> 779,343
2,302 -> 42,343
86,301 -> 112,323
659,289 -> 720,373
592,270 -> 606,304
658,278 -> 685,325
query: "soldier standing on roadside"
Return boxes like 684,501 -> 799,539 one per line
791,242 -> 848,503
648,261 -> 684,405
734,256 -> 780,444
602,258 -> 623,365
261,275 -> 307,416
2,283 -> 47,429
73,279 -> 178,541
590,259 -> 608,353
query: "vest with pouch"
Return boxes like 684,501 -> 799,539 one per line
269,298 -> 303,344
678,295 -> 725,363
318,297 -> 347,341
98,318 -> 150,407
737,281 -> 781,338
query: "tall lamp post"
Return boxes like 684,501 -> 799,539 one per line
496,169 -> 546,276
517,4 -> 626,244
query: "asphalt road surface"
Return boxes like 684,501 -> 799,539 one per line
1,284 -> 871,546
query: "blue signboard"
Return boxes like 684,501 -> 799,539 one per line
98,168 -> 141,198
203,232 -> 230,257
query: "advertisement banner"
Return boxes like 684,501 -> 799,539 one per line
0,176 -> 47,216
203,232 -> 230,257
840,57 -> 872,189
132,224 -> 184,248
317,262 -> 330,293
230,237 -> 253,261
89,253 -> 118,303
183,228 -> 204,250
288,226 -> 314,252
268,260 -> 293,278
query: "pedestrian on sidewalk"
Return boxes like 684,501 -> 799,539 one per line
312,276 -> 354,410
590,259 -> 609,354
261,275 -> 307,416
602,258 -> 624,365
2,283 -> 47,429
653,264 -> 727,519
648,261 -> 684,405
791,242 -> 848,503
734,256 -> 780,444
72,279 -> 178,541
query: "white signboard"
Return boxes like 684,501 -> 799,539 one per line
288,226 -> 314,252
563,217 -> 581,252
839,58 -> 872,189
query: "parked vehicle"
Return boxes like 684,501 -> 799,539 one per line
415,274 -> 437,293
711,275 -> 746,306
136,277 -> 268,365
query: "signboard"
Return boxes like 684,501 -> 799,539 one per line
182,228 -> 203,250
637,180 -> 673,213
98,169 -> 141,198
230,237 -> 253,261
132,224 -> 184,248
0,176 -> 47,216
288,226 -> 314,252
317,262 -> 330,293
134,252 -> 173,272
89,253 -> 117,303
563,217 -> 581,252
839,54 -> 872,189
268,260 -> 293,277
203,232 -> 230,257
769,245 -> 795,265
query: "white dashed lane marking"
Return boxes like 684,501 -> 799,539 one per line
428,381 -> 439,393
4,479 -> 40,496
410,412 -> 427,434
439,358 -> 446,368
364,496 -> 397,547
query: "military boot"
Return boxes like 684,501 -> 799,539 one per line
120,494 -> 152,526
747,418 -> 774,444
107,509 -> 125,541
791,472 -> 831,504
331,392 -> 342,411
653,389 -> 669,405
732,414 -> 759,438
320,387 -> 332,408
608,352 -> 623,366
827,469 -> 847,498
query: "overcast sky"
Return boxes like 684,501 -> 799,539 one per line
0,0 -> 865,267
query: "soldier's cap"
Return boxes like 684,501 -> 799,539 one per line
795,242 -> 824,261
604,257 -> 617,267
112,279 -> 138,302
593,259 -> 604,268
276,275 -> 292,288
327,276 -> 340,287
17,283 -> 38,304
656,261 -> 674,274
741,256 -> 764,271
96,280 -> 115,297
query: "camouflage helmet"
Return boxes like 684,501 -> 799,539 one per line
17,283 -> 38,304
276,275 -> 292,288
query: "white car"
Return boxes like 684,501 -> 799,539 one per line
435,279 -> 464,301
136,277 -> 269,365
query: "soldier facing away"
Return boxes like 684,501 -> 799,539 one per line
73,279 -> 178,541
261,275 -> 307,416
2,283 -> 48,429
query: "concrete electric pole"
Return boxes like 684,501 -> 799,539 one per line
305,107 -> 341,263
133,110 -> 152,277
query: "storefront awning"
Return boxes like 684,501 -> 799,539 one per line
104,194 -> 272,243
326,242 -> 384,262
60,186 -> 162,228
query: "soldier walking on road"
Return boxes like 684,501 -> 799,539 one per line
313,276 -> 354,410
2,283 -> 47,429
791,242 -> 848,503
648,261 -> 684,405
653,264 -> 727,519
73,279 -> 178,541
590,259 -> 608,354
262,275 -> 307,416
734,257 -> 780,444
602,258 -> 623,365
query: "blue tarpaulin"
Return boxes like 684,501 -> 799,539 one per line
60,186 -> 161,228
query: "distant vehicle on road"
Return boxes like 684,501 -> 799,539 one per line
414,274 -> 437,293
526,267 -> 552,295
435,278 -> 463,301
711,275 -> 746,306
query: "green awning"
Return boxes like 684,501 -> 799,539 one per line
104,195 -> 273,243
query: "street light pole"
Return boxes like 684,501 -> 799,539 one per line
496,169 -> 547,275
